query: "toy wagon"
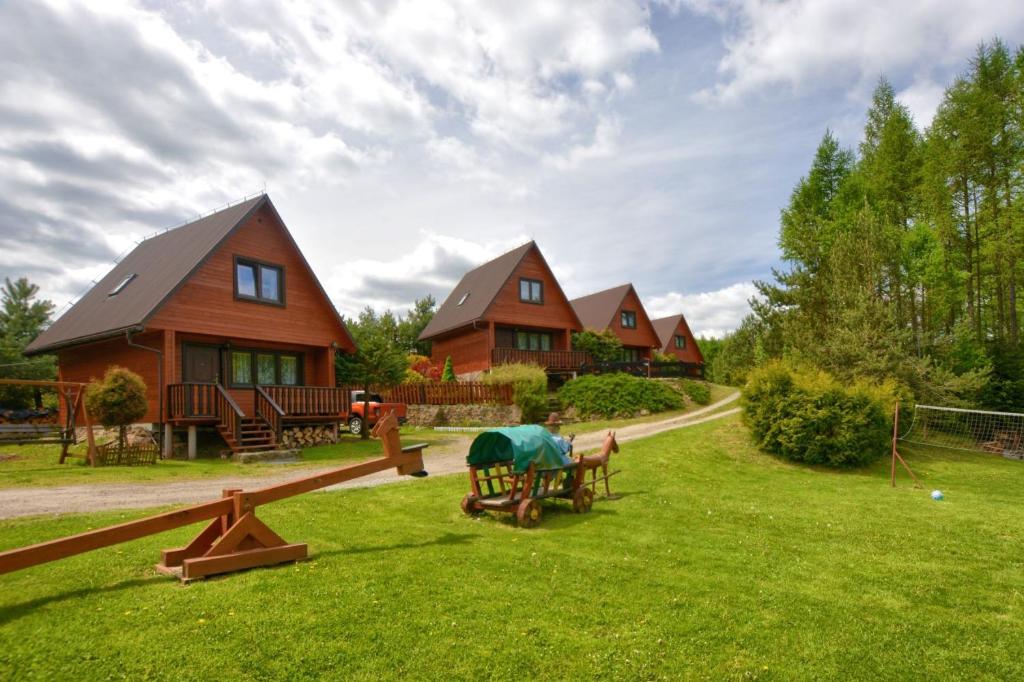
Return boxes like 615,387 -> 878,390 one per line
460,425 -> 593,527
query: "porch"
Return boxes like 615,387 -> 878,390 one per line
167,383 -> 350,456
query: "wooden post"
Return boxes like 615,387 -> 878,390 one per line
187,425 -> 197,460
163,424 -> 174,459
891,402 -> 899,487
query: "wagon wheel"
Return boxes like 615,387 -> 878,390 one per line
461,493 -> 482,516
516,499 -> 542,528
572,487 -> 594,513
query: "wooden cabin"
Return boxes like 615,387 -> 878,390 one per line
418,241 -> 587,376
570,284 -> 661,362
25,194 -> 356,457
651,314 -> 705,368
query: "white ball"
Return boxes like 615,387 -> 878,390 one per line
930,490 -> 944,501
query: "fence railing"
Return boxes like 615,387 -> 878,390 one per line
344,382 -> 515,406
260,385 -> 350,418
579,360 -> 705,379
214,384 -> 243,443
491,347 -> 591,370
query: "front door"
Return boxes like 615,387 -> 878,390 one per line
183,344 -> 221,383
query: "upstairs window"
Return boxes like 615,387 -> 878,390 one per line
621,310 -> 637,329
519,278 -> 544,304
235,257 -> 284,305
674,334 -> 686,349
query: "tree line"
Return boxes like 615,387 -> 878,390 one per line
708,39 -> 1024,409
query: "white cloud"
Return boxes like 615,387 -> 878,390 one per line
686,0 -> 1024,103
897,78 -> 946,127
646,281 -> 757,338
543,117 -> 622,170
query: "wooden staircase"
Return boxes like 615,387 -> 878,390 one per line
218,418 -> 278,454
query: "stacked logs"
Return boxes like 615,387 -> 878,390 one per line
280,424 -> 340,449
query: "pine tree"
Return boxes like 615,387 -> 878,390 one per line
441,356 -> 456,382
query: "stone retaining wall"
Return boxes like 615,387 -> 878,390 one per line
405,403 -> 521,427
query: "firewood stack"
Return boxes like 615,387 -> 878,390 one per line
280,424 -> 339,449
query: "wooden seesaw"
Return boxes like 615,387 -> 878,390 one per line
0,412 -> 427,582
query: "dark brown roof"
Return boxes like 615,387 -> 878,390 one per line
651,314 -> 704,361
418,241 -> 535,340
570,283 -> 633,330
651,314 -> 684,350
26,194 -> 354,355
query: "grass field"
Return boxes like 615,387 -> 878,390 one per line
0,428 -> 456,489
1,413 -> 1022,679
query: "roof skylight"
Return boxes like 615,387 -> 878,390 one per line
108,273 -> 136,296
457,292 -> 470,306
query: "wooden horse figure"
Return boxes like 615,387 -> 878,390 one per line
579,430 -> 619,497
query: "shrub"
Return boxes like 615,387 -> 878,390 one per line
559,373 -> 683,418
407,354 -> 440,382
572,328 -> 623,362
441,356 -> 456,382
85,366 -> 148,450
652,350 -> 676,363
403,368 -> 429,384
741,361 -> 897,468
485,363 -> 548,423
680,379 -> 711,405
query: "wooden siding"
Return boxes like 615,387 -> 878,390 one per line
660,318 -> 705,364
430,326 -> 491,375
484,247 -> 581,333
147,203 -> 353,350
610,288 -> 660,352
57,331 -> 166,423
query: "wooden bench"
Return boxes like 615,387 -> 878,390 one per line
0,423 -> 75,462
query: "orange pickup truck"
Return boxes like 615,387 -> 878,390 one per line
347,390 -> 408,436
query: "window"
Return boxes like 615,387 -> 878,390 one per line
231,351 -> 253,385
519,278 -> 543,304
457,292 -> 470,306
674,334 -> 686,349
515,331 -> 552,351
621,310 -> 637,329
235,257 -> 284,304
622,348 -> 640,362
108,273 -> 136,296
229,350 -> 303,386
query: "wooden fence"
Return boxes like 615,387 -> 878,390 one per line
343,382 -> 515,406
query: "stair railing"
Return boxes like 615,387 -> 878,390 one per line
255,386 -> 285,445
214,384 -> 244,445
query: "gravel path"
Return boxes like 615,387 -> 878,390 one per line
0,393 -> 740,520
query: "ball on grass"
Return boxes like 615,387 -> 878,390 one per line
931,490 -> 944,501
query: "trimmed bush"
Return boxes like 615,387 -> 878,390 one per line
485,363 -> 548,423
441,356 -> 456,382
741,361 -> 896,467
559,373 -> 683,418
85,366 -> 148,450
680,379 -> 711,405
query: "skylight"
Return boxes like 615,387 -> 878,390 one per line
457,292 -> 470,306
108,273 -> 136,296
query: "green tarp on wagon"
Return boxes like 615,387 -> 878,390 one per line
467,425 -> 572,473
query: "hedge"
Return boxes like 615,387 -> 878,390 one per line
741,361 -> 897,467
680,379 -> 711,405
559,373 -> 683,418
485,363 -> 548,423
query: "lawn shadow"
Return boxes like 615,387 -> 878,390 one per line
315,531 -> 477,559
0,576 -> 165,626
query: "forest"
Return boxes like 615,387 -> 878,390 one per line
707,39 -> 1024,410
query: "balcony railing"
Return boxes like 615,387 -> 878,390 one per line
491,347 -> 591,371
259,385 -> 350,419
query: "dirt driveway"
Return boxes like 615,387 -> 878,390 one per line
0,393 -> 739,520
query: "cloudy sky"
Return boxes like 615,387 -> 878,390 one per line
3,1 -> 1024,337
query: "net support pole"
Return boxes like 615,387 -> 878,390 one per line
891,402 -> 922,488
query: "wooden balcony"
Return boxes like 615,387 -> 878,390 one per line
491,347 -> 591,371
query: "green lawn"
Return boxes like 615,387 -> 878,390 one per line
0,428 -> 455,489
1,414 -> 1022,679
567,382 -> 736,434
